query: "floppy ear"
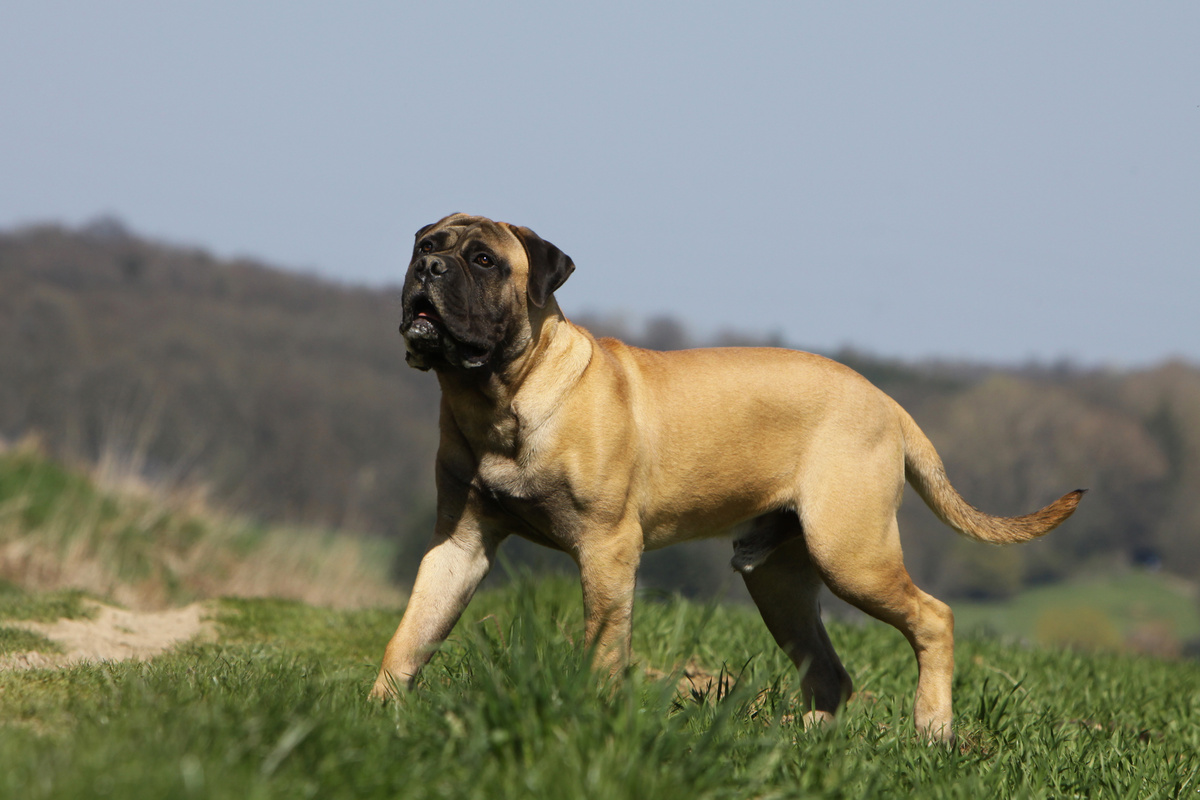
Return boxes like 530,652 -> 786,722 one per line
507,224 -> 576,308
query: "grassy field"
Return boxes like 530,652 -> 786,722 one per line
3,442 -> 1199,797
1,575 -> 1198,799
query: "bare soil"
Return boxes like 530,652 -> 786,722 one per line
1,601 -> 214,671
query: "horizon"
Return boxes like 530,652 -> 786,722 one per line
3,3 -> 1197,368
6,211 -> 1194,374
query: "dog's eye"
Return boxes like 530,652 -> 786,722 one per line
474,253 -> 494,268
418,240 -> 433,254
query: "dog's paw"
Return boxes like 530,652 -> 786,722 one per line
368,673 -> 402,703
801,709 -> 837,731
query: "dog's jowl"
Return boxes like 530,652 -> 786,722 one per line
372,213 -> 1083,742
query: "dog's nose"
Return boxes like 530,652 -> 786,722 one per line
416,256 -> 448,278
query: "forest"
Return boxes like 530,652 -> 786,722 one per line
2,219 -> 1197,601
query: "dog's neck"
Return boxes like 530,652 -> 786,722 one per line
436,297 -> 592,456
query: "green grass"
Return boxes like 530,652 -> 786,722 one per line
1,576 -> 1197,799
0,626 -> 62,656
0,580 -> 96,622
0,443 -> 402,609
0,447 -> 108,530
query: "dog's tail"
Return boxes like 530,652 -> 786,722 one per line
897,405 -> 1084,545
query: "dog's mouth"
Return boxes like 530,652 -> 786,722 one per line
413,296 -> 442,323
406,296 -> 444,339
402,294 -> 493,370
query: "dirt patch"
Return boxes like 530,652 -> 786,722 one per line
644,658 -> 739,702
1,601 -> 214,671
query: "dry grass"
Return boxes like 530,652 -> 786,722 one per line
0,435 -> 405,611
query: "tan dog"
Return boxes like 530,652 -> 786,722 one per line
371,213 -> 1083,740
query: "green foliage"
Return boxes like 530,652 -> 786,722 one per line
1,578 -> 1198,798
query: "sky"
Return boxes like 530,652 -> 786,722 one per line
2,2 -> 1197,367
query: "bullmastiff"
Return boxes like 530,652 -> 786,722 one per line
371,213 -> 1083,740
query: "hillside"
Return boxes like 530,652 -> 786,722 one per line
0,220 -> 440,566
2,219 -> 1199,599
0,437 -> 402,610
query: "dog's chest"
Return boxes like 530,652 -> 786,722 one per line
472,441 -> 579,546
468,407 -> 559,500
457,404 -> 581,543
474,452 -> 532,499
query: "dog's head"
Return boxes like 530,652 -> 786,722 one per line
400,213 -> 575,373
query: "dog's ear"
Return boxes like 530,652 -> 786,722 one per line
506,224 -> 575,308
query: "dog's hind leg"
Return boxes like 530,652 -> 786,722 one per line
738,511 -> 853,728
802,497 -> 956,741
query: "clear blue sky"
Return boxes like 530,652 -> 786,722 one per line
3,2 -> 1197,366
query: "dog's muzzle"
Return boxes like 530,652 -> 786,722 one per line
404,295 -> 443,341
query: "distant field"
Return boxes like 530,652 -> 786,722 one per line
2,577 -> 1199,799
953,571 -> 1200,654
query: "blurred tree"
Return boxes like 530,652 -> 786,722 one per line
906,374 -> 1170,591
642,316 -> 691,351
2,223 -> 1198,598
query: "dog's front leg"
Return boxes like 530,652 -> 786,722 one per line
371,523 -> 502,700
578,527 -> 643,676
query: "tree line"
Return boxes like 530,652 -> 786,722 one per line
2,220 -> 1196,600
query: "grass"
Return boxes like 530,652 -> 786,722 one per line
0,626 -> 62,656
1,576 -> 1198,799
1,442 -> 1197,796
0,580 -> 96,622
0,439 -> 403,610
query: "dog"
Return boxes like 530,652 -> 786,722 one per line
371,213 -> 1083,741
